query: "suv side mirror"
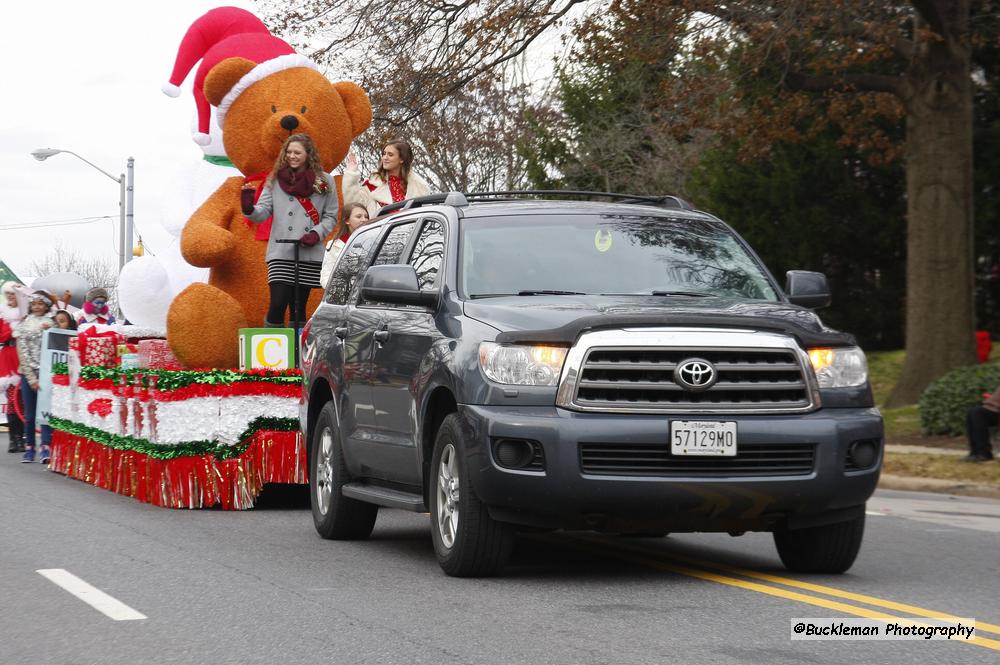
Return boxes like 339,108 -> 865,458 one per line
360,265 -> 438,307
785,270 -> 831,309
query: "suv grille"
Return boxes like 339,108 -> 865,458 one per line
579,442 -> 815,477
573,348 -> 810,412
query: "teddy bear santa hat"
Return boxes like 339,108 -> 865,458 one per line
163,6 -> 318,145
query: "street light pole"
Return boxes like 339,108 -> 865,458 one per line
126,157 -> 135,264
31,148 -> 134,272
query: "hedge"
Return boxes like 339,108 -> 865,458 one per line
918,364 -> 1000,436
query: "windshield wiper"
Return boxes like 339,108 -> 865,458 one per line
649,290 -> 713,297
516,290 -> 588,296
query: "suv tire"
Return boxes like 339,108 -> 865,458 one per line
310,402 -> 377,540
773,512 -> 865,573
429,414 -> 514,577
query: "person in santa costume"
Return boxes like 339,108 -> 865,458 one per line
1,282 -> 25,453
75,287 -> 116,327
343,139 -> 432,219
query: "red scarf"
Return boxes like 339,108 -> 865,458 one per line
388,175 -> 406,202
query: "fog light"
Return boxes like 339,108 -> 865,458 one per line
847,439 -> 879,470
493,438 -> 545,471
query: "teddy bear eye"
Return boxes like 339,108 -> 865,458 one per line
271,105 -> 277,113
300,105 -> 307,114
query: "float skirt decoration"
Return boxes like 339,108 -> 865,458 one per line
47,365 -> 306,509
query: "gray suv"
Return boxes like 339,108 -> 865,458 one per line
300,192 -> 882,577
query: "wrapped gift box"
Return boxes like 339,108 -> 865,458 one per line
138,339 -> 182,370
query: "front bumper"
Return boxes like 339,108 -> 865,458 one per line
456,404 -> 883,533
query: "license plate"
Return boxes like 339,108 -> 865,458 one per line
670,421 -> 737,456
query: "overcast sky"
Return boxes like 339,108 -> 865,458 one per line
0,0 -> 259,282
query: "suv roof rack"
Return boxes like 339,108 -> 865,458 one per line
464,190 -> 694,210
374,190 -> 693,217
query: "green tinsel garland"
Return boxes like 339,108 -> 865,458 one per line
48,416 -> 300,460
64,366 -> 302,390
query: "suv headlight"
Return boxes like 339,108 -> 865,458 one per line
479,342 -> 568,386
808,346 -> 868,388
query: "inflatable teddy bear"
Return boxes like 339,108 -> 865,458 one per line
165,23 -> 372,368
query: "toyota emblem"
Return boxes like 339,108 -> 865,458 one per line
674,358 -> 717,392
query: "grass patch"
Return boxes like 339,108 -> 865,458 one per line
881,404 -> 921,438
883,452 -> 1000,483
867,349 -> 905,406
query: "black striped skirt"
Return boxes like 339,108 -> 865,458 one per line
267,259 -> 323,287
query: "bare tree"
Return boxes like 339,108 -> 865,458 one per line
263,0 -> 590,127
27,243 -> 118,308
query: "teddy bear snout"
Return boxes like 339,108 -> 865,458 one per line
280,114 -> 300,131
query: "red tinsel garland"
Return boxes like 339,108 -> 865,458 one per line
68,379 -> 302,402
49,429 -> 307,510
149,381 -> 302,402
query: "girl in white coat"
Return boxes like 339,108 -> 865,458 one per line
342,140 -> 432,218
319,203 -> 372,290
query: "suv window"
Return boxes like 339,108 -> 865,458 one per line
361,221 -> 417,308
373,222 -> 416,266
408,219 -> 445,290
325,226 -> 379,305
460,214 -> 778,301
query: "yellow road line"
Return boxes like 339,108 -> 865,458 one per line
574,535 -> 1000,637
554,536 -> 1000,652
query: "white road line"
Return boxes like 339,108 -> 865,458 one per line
37,569 -> 147,621
865,511 -> 887,516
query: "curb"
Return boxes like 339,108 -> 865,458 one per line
878,473 -> 1000,500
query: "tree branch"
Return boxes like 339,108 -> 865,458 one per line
786,71 -> 905,97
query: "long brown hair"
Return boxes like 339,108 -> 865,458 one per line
375,139 -> 414,185
268,133 -> 326,191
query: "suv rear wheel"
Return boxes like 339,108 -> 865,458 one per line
429,414 -> 514,577
773,512 -> 865,573
311,402 -> 377,540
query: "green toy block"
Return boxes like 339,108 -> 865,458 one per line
238,328 -> 296,370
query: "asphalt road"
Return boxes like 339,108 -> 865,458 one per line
1,451 -> 998,665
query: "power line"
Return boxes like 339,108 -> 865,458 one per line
0,215 -> 113,231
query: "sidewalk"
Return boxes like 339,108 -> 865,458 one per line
881,442 -> 1000,500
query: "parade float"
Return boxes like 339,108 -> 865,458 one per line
46,331 -> 305,509
45,7 -> 372,509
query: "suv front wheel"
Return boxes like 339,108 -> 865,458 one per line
310,402 -> 378,540
773,512 -> 865,573
429,414 -> 514,577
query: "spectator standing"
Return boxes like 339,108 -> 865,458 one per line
964,388 -> 1000,462
343,140 -> 432,218
320,202 -> 371,290
1,282 -> 25,453
241,133 -> 339,328
15,291 -> 55,463
75,287 -> 115,327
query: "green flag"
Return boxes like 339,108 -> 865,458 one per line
0,260 -> 21,284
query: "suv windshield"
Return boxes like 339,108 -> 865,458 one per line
460,213 -> 778,301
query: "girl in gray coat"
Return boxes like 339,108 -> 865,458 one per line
242,133 -> 339,327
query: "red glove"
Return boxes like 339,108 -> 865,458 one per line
300,230 -> 320,247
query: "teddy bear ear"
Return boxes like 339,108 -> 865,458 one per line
334,82 -> 373,136
203,57 -> 258,107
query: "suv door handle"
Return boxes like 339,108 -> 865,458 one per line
334,327 -> 349,339
373,329 -> 390,343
